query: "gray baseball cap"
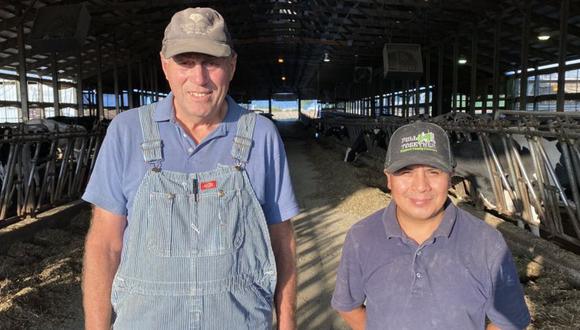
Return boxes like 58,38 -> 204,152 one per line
384,121 -> 455,173
161,7 -> 233,58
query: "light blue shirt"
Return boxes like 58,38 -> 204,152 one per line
82,93 -> 299,225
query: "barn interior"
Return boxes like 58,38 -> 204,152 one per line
2,1 -> 580,329
0,0 -> 579,119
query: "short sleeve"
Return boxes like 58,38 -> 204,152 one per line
82,118 -> 128,216
486,239 -> 530,330
261,125 -> 299,225
331,230 -> 366,311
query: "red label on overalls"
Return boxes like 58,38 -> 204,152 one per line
200,180 -> 217,191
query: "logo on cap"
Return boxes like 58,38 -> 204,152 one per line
181,13 -> 211,35
400,131 -> 437,153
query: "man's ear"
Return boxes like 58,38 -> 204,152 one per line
160,52 -> 170,80
384,170 -> 392,190
227,52 -> 237,81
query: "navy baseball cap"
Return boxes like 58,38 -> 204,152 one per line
384,121 -> 455,173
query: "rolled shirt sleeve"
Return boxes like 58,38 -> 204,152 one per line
332,230 -> 366,311
82,118 -> 128,216
256,119 -> 299,225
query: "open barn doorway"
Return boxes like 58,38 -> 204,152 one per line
245,98 -> 321,122
270,100 -> 298,121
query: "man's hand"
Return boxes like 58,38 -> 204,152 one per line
269,220 -> 297,330
338,305 -> 366,330
82,207 -> 126,330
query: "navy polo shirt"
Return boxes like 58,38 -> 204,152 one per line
332,200 -> 530,330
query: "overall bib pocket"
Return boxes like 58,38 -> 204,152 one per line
194,189 -> 244,256
147,192 -> 193,257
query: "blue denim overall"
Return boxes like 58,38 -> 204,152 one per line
110,104 -> 277,329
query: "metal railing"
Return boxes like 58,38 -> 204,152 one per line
318,110 -> 580,247
0,123 -> 105,226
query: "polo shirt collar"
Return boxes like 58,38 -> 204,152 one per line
383,202 -> 404,239
382,198 -> 458,240
153,92 -> 174,122
432,199 -> 457,239
152,93 -> 242,140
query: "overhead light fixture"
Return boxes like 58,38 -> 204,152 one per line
537,33 -> 550,41
458,56 -> 467,65
323,52 -> 330,62
277,57 -> 284,63
281,76 -> 286,81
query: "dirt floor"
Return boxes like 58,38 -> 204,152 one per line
0,120 -> 579,329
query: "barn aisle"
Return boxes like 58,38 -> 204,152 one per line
278,121 -> 389,330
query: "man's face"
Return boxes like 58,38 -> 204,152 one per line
386,165 -> 450,225
160,52 -> 237,122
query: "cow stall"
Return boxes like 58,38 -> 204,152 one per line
316,110 -> 580,248
0,121 -> 105,227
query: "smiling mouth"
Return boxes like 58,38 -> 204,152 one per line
410,198 -> 431,205
188,91 -> 211,97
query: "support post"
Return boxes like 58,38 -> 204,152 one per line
415,79 -> 420,115
452,39 -> 458,113
402,81 -> 409,118
470,27 -> 478,115
379,90 -> 384,116
437,46 -> 443,116
127,61 -> 134,109
149,64 -> 156,102
113,56 -> 119,115
96,38 -> 104,119
519,1 -> 530,111
425,50 -> 431,115
52,52 -> 60,117
77,51 -> 83,116
139,60 -> 145,106
492,17 -> 501,112
17,21 -> 29,121
556,0 -> 569,112
297,92 -> 302,116
153,67 -> 159,101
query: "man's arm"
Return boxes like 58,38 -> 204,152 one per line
486,237 -> 530,330
338,305 -> 366,330
82,206 -> 127,330
269,220 -> 297,330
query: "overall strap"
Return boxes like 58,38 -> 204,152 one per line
231,112 -> 257,166
138,103 -> 163,163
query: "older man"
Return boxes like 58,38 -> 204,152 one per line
332,121 -> 530,329
82,7 -> 299,329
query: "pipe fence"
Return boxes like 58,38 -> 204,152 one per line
316,111 -> 580,247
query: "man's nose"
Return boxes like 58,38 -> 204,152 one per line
188,64 -> 209,85
412,171 -> 430,192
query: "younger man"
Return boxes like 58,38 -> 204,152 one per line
331,121 -> 530,330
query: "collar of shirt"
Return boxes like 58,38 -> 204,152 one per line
382,198 -> 458,242
152,93 -> 242,145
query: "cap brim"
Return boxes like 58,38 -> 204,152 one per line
162,39 -> 232,58
385,157 -> 453,173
